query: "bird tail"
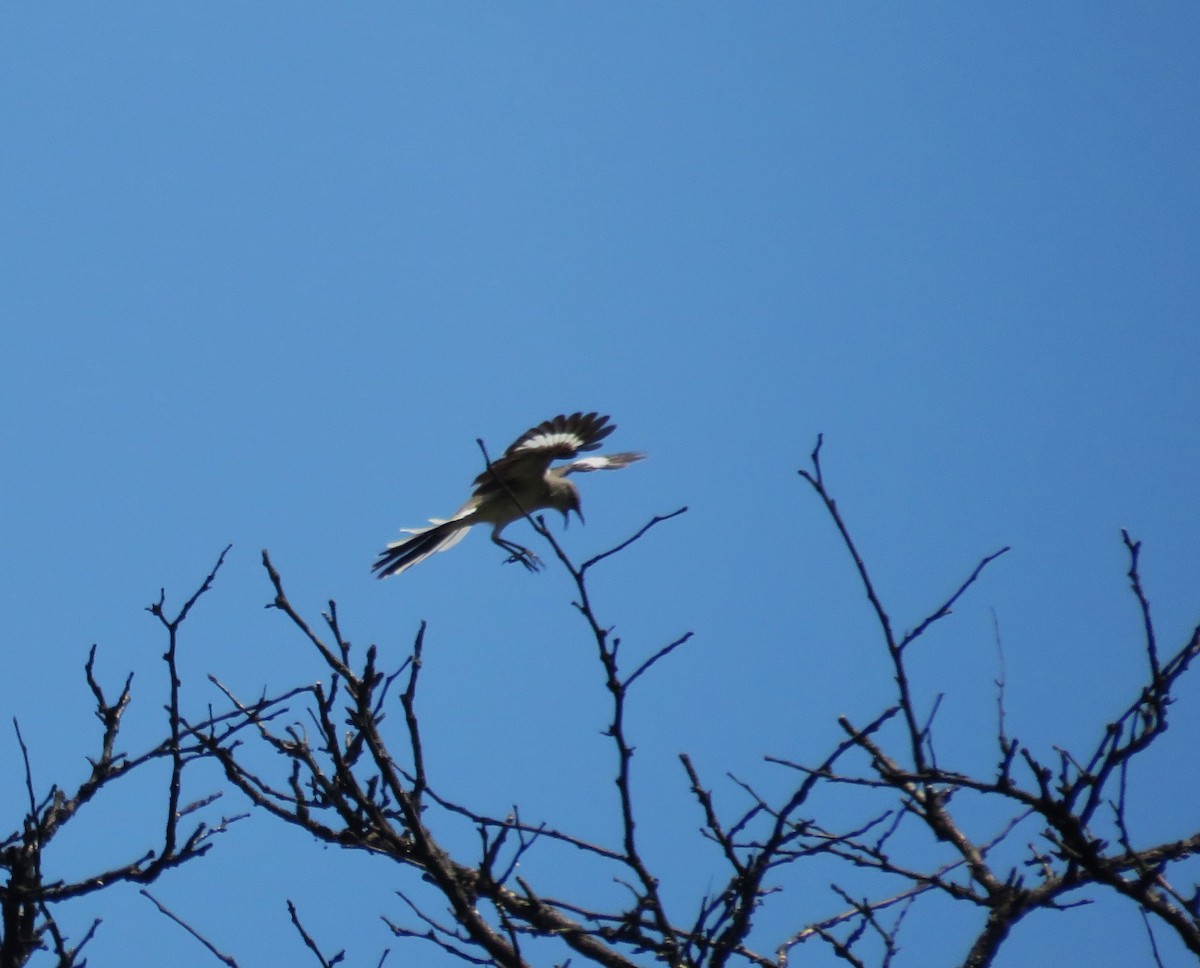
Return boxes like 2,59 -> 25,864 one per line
372,518 -> 472,578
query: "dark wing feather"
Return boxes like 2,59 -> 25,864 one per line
473,412 -> 616,492
502,412 -> 615,457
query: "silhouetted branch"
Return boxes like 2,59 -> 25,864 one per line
142,890 -> 240,967
287,900 -> 345,967
131,439 -> 1199,968
0,549 -> 236,966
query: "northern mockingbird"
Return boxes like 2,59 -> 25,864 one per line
372,412 -> 644,578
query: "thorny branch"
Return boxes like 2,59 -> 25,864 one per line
88,436 -> 1198,968
789,436 -> 1200,966
192,447 -> 696,966
0,548 -> 240,967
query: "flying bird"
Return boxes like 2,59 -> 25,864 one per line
372,412 -> 644,578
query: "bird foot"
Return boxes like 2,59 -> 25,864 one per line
504,548 -> 544,572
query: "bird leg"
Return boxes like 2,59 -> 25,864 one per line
491,534 -> 543,572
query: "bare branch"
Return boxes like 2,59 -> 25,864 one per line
288,900 -> 345,967
142,890 -> 240,967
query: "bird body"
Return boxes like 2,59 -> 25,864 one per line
373,412 -> 644,578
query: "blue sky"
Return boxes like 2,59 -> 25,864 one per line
2,4 -> 1198,966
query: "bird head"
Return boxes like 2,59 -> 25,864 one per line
561,490 -> 584,528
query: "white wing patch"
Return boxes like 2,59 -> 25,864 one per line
559,452 -> 646,475
568,456 -> 612,471
513,430 -> 585,455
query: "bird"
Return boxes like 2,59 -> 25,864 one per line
372,412 -> 645,578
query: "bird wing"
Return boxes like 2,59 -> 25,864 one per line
555,451 -> 646,476
473,412 -> 617,493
